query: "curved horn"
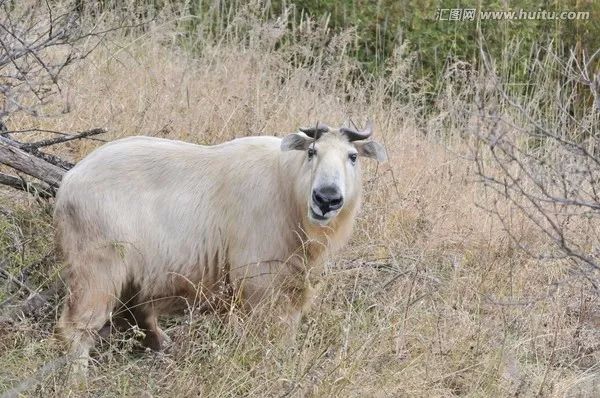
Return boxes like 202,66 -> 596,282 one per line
340,121 -> 373,141
299,123 -> 330,140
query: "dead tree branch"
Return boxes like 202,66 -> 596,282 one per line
0,142 -> 65,187
22,127 -> 107,149
0,127 -> 107,195
0,172 -> 54,198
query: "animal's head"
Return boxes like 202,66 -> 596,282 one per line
281,122 -> 387,226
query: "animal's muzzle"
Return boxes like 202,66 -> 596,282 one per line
312,185 -> 344,215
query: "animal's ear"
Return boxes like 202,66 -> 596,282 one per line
355,141 -> 387,162
281,133 -> 312,151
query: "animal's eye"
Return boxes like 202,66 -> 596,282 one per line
349,153 -> 358,163
307,148 -> 316,159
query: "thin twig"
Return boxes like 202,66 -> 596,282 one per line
22,127 -> 107,149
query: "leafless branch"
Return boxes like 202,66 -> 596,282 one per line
0,125 -> 107,194
22,127 -> 107,149
0,140 -> 65,187
471,40 -> 600,283
0,172 -> 54,197
0,1 -> 152,120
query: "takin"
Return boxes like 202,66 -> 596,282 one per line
54,122 -> 386,375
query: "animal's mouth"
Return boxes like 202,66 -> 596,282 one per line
308,204 -> 336,225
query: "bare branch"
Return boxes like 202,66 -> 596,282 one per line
0,1 -> 152,120
470,38 -> 600,281
0,172 -> 54,198
22,127 -> 107,149
0,142 -> 65,187
5,127 -> 107,142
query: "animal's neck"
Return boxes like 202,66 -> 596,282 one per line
302,198 -> 359,261
278,149 -> 360,265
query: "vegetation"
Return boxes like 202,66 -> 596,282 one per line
1,0 -> 599,396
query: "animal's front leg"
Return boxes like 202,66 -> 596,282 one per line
230,260 -> 313,340
241,284 -> 306,342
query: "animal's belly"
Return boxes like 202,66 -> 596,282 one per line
142,267 -> 232,315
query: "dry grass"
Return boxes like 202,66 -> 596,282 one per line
1,3 -> 600,397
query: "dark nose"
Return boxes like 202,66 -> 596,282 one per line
312,185 -> 344,214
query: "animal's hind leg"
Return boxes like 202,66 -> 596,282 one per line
111,287 -> 170,351
134,306 -> 170,351
56,260 -> 123,379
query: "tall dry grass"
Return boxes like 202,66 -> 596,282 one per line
1,2 -> 599,397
